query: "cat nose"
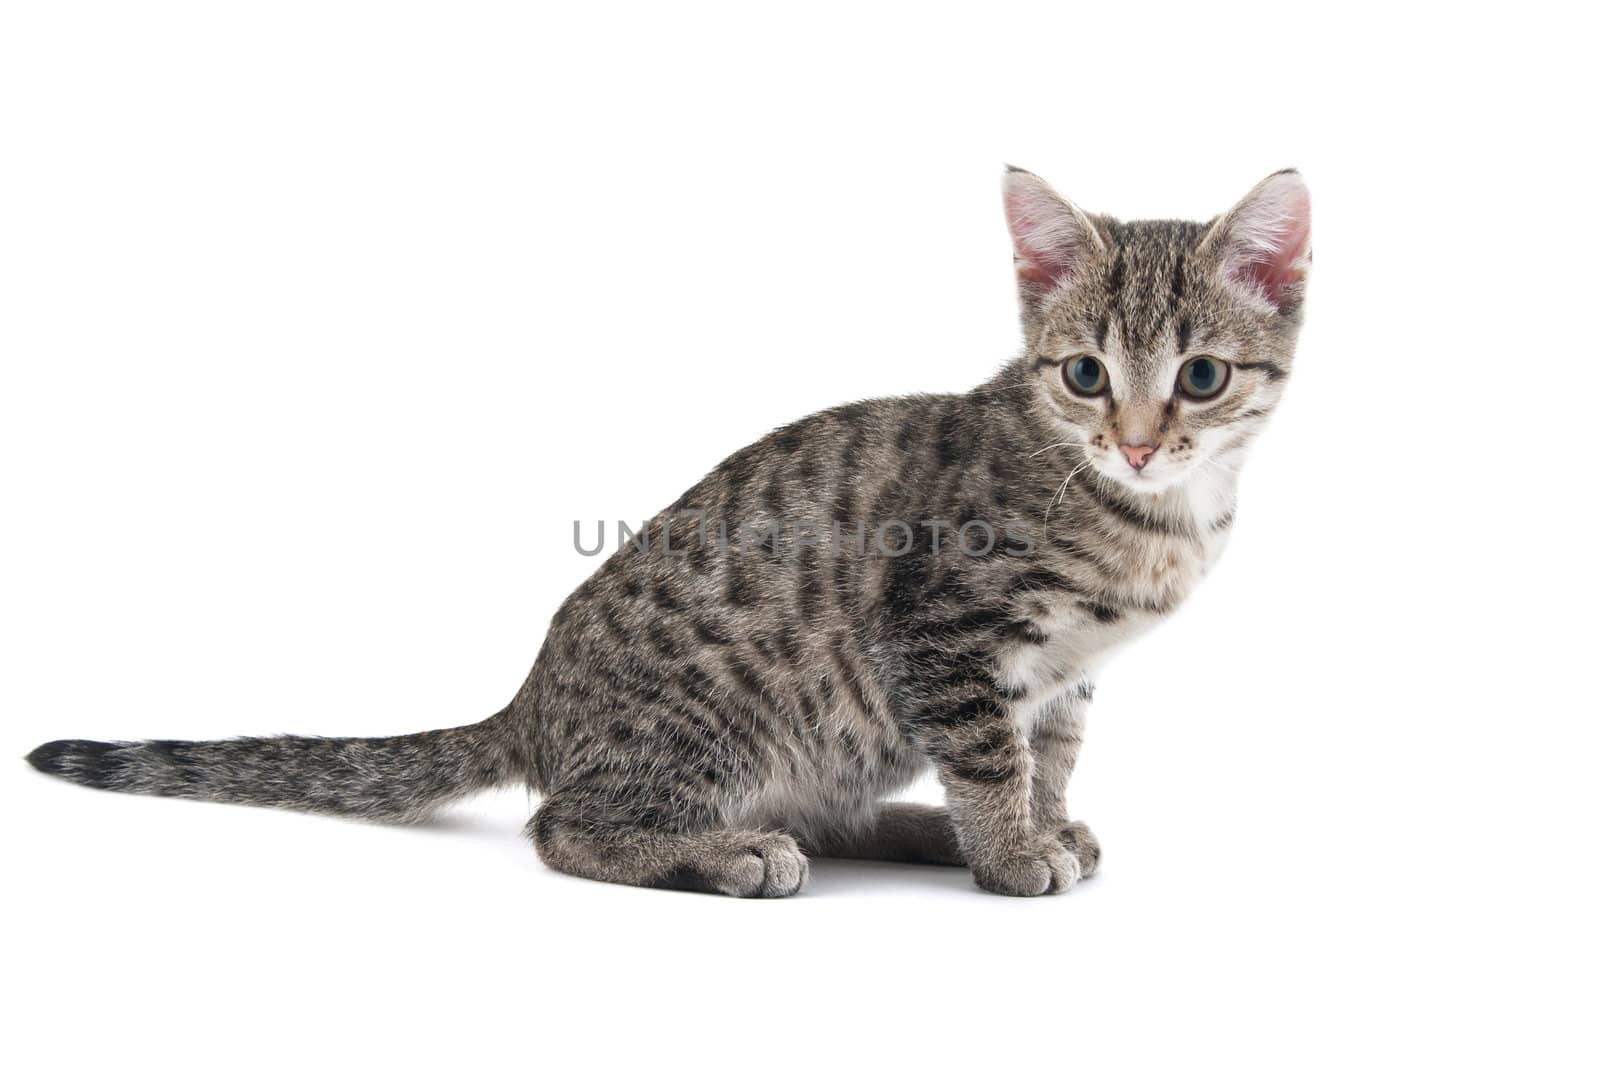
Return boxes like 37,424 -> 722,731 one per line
1119,443 -> 1157,470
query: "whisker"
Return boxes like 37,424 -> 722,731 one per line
1042,458 -> 1095,539
1028,439 -> 1083,460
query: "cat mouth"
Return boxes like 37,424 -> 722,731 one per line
1103,462 -> 1177,494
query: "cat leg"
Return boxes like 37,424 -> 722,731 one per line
1028,680 -> 1100,877
528,791 -> 809,898
920,702 -> 1079,896
802,802 -> 965,865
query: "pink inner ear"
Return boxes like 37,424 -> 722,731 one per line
1225,179 -> 1312,308
1004,182 -> 1087,290
1238,209 -> 1311,305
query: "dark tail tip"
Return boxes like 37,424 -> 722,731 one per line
27,739 -> 123,788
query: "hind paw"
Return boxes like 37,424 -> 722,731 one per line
711,832 -> 810,898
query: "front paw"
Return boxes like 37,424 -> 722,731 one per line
971,838 -> 1080,897
1057,820 -> 1101,878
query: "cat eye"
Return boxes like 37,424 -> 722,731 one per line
1064,355 -> 1108,397
1177,356 -> 1229,400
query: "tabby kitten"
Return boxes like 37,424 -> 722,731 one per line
28,168 -> 1311,897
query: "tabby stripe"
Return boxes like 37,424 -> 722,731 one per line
666,699 -> 763,772
645,621 -> 679,658
596,602 -> 631,643
691,618 -> 732,645
1076,476 -> 1194,538
910,606 -> 1009,645
828,643 -> 895,739
1078,600 -> 1122,624
1236,360 -> 1287,382
675,670 -> 771,768
1052,537 -> 1121,579
999,618 -> 1050,644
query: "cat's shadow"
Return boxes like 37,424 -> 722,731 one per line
392,809 -> 521,841
800,857 -> 1104,898
395,810 -> 1098,897
799,857 -> 977,897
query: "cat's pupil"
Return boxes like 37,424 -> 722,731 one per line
1070,357 -> 1103,393
1190,361 -> 1214,387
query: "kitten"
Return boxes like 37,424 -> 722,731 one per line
27,167 -> 1310,897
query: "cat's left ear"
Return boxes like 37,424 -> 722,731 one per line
1002,166 -> 1105,316
1202,170 -> 1312,312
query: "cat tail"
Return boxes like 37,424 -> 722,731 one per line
24,708 -> 520,823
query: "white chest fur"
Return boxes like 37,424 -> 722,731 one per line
1001,468 -> 1237,735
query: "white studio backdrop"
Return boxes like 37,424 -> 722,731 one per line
2,3 -> 1594,1065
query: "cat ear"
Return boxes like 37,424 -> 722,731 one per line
1002,166 -> 1104,310
1202,169 -> 1312,312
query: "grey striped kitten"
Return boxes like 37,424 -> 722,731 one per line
28,167 -> 1311,897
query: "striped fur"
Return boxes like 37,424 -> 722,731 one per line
28,169 -> 1309,897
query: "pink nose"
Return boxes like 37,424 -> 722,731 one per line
1119,444 -> 1157,470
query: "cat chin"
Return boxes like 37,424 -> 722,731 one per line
1092,462 -> 1184,495
1118,478 -> 1178,496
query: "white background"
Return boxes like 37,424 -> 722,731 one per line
2,3 -> 1595,1064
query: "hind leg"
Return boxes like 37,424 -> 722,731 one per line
529,791 -> 809,898
802,802 -> 965,865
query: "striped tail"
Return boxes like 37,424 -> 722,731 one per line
25,711 -> 516,823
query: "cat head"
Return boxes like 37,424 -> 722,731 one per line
1003,167 -> 1310,495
